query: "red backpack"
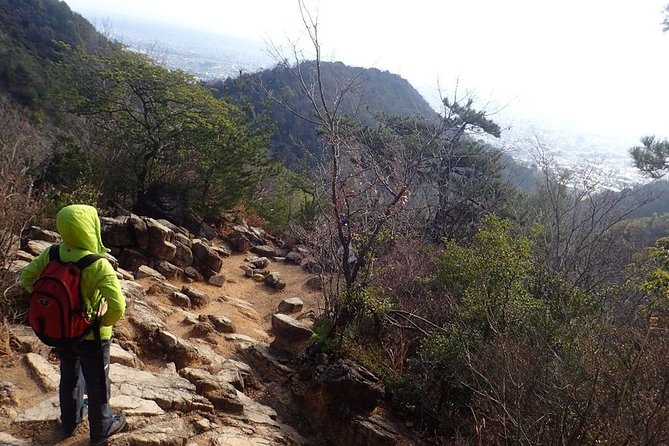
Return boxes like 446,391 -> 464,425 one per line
28,244 -> 102,346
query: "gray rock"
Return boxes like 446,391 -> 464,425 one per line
264,272 -> 286,290
317,359 -> 384,412
183,266 -> 204,282
14,395 -> 60,422
241,344 -> 296,381
227,231 -> 251,253
25,353 -> 58,391
0,379 -> 18,407
110,343 -> 143,368
128,214 -> 150,250
21,226 -> 60,244
173,231 -> 192,247
181,285 -> 210,308
178,368 -> 244,414
135,265 -> 166,280
24,239 -> 51,256
151,260 -> 183,280
145,218 -> 176,260
212,244 -> 232,258
208,274 -> 226,287
251,245 -> 277,257
110,363 -> 213,412
271,314 -> 313,342
0,432 -> 28,445
109,394 -> 164,416
192,240 -> 223,272
233,225 -> 265,245
224,333 -> 257,348
116,267 -> 134,281
171,240 -> 194,268
121,418 -> 190,446
285,251 -> 303,265
251,256 -> 270,269
146,280 -> 179,296
278,297 -> 304,314
100,217 -> 133,247
208,315 -> 235,333
170,291 -> 191,308
118,248 -> 149,272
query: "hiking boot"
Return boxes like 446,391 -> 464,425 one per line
90,413 -> 126,446
63,399 -> 89,437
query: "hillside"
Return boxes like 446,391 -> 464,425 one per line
0,0 -> 103,108
207,61 -> 439,167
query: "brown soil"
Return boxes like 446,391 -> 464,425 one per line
0,252 -> 323,445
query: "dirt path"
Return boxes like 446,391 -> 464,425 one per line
0,252 -> 323,445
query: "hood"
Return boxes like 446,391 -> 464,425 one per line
56,204 -> 107,255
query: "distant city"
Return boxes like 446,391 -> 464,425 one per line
105,17 -> 650,192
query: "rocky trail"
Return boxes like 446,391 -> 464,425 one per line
0,216 -> 409,446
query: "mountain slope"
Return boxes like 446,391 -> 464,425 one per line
207,61 -> 439,167
0,0 -> 104,108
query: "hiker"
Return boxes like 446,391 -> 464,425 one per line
20,204 -> 126,446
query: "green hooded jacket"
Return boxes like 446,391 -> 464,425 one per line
20,205 -> 125,340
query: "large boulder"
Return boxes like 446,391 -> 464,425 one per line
127,215 -> 149,251
100,217 -> 133,248
182,211 -> 217,240
191,241 -> 223,272
317,359 -> 384,412
251,245 -> 277,258
117,249 -> 149,272
181,285 -> 210,308
264,272 -> 286,290
20,226 -> 60,247
171,241 -> 193,268
271,314 -> 312,342
227,231 -> 251,253
145,218 -> 176,260
278,297 -> 304,314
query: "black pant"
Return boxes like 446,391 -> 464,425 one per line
56,340 -> 113,442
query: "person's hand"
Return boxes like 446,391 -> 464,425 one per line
96,300 -> 108,317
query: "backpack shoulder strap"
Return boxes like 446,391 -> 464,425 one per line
75,254 -> 103,270
48,244 -> 60,262
48,244 -> 102,270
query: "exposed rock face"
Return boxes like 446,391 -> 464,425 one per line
272,314 -> 313,343
290,356 -> 409,446
317,359 -> 384,412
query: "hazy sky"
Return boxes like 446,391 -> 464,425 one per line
65,0 -> 669,143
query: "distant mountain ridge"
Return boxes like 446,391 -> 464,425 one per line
208,61 -> 439,166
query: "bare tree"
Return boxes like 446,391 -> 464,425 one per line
527,144 -> 660,295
